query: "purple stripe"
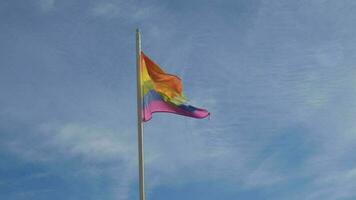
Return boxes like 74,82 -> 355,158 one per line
142,90 -> 209,122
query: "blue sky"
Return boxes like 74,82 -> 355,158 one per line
1,0 -> 356,199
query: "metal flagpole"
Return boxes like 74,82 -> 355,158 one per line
136,29 -> 145,200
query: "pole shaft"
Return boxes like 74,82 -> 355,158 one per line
136,29 -> 145,200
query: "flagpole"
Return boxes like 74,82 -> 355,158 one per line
136,29 -> 145,200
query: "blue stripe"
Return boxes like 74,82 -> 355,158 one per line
143,90 -> 164,107
143,90 -> 198,112
177,104 -> 198,112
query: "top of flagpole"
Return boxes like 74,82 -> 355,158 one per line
136,28 -> 141,50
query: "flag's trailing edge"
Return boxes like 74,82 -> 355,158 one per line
140,52 -> 209,122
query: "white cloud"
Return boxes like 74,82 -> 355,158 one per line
51,123 -> 136,162
6,123 -> 135,190
6,123 -> 136,164
4,122 -> 138,200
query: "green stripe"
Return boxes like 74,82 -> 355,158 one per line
142,80 -> 187,106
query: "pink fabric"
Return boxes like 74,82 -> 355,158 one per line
143,100 -> 209,122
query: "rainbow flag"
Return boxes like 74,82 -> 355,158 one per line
140,52 -> 209,122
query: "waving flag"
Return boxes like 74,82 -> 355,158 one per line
140,52 -> 209,122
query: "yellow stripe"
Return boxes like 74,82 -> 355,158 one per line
140,52 -> 187,105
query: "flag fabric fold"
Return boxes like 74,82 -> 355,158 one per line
140,52 -> 209,122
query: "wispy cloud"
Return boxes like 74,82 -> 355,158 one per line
2,0 -> 356,199
243,155 -> 285,188
92,3 -> 120,18
91,1 -> 155,20
6,122 -> 136,164
37,0 -> 55,12
304,167 -> 356,200
3,122 -> 137,199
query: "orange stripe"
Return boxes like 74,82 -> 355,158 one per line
141,52 -> 183,100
